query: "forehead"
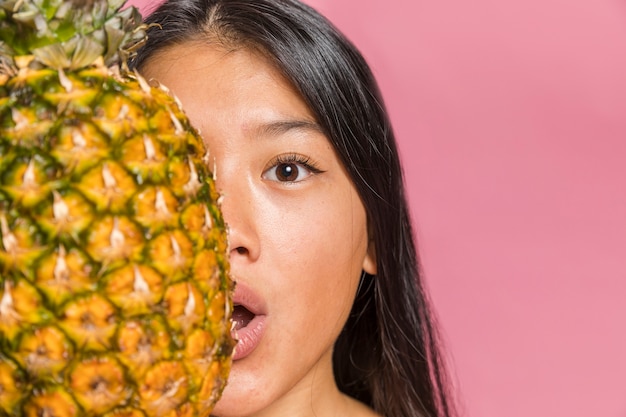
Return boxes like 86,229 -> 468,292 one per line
143,40 -> 280,87
141,41 -> 322,142
143,42 -> 302,106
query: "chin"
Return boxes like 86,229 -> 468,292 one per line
210,367 -> 269,417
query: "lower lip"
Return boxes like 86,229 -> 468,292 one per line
232,314 -> 266,361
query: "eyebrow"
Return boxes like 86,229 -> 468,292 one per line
257,119 -> 324,137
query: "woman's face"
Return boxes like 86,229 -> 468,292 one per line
141,43 -> 376,416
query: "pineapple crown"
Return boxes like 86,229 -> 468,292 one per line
0,0 -> 147,71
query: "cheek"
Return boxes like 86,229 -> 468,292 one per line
267,195 -> 368,319
274,194 -> 366,268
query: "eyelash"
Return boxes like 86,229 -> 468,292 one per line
266,153 -> 324,182
272,154 -> 322,172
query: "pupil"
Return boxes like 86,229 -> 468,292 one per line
278,164 -> 297,181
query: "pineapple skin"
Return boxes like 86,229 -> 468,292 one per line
0,60 -> 234,416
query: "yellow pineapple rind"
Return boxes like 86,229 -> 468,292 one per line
0,61 -> 234,416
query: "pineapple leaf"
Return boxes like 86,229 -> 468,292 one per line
0,0 -> 145,70
70,36 -> 104,68
32,42 -> 72,67
32,35 -> 104,70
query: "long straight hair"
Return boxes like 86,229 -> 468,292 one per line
131,1 -> 455,416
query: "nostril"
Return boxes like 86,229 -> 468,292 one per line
234,247 -> 248,255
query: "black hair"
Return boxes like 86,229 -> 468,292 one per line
131,1 -> 456,416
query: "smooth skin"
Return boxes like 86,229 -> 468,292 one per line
142,43 -> 380,417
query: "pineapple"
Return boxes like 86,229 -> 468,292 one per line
0,0 -> 235,415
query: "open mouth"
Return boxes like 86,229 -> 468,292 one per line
230,284 -> 267,361
232,304 -> 255,330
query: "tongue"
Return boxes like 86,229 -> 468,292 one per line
232,306 -> 255,330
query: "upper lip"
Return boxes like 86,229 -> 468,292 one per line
231,280 -> 267,316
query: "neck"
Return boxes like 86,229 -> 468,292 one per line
213,349 -> 378,417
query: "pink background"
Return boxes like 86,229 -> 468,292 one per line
130,0 -> 626,416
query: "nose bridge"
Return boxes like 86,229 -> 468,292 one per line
213,158 -> 259,261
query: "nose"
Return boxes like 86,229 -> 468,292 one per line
212,161 -> 260,264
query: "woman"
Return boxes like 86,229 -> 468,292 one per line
131,0 -> 455,416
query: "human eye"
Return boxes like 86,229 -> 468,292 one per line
262,153 -> 324,183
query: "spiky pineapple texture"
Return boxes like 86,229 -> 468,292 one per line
0,0 -> 235,416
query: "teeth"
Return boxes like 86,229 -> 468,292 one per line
231,305 -> 255,331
